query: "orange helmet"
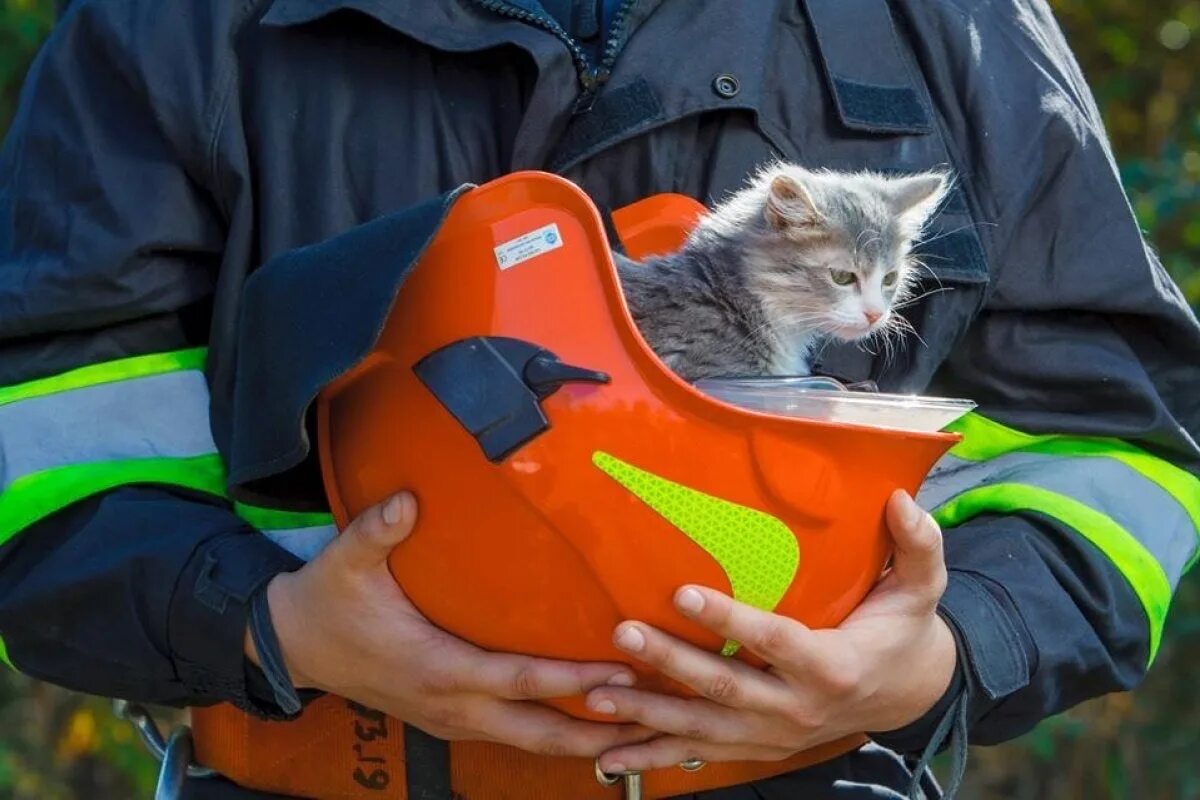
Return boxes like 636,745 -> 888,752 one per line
317,171 -> 956,721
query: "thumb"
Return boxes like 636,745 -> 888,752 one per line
884,490 -> 947,606
328,492 -> 418,572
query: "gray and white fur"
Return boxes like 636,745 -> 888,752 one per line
616,163 -> 949,381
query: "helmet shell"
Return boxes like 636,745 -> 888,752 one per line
318,172 -> 955,720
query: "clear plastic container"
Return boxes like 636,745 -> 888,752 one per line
693,376 -> 976,434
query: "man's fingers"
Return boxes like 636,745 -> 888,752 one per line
453,650 -> 637,700
884,490 -> 947,602
584,686 -> 757,744
606,618 -> 785,710
673,587 -> 819,671
597,735 -> 795,775
674,588 -> 869,700
328,492 -> 418,572
474,700 -> 654,758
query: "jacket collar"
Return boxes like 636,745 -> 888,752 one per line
258,0 -> 774,173
261,0 -> 514,52
260,0 -> 646,54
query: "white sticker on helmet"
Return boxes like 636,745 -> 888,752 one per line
494,223 -> 563,270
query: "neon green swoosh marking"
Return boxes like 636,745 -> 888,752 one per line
593,451 -> 799,655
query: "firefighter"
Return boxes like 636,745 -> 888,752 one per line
1,1 -> 1197,798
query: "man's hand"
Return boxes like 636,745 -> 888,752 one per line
587,490 -> 957,773
251,492 -> 650,757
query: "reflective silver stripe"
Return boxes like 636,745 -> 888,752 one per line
0,371 -> 217,489
0,367 -> 342,559
263,525 -> 338,561
920,452 -> 1198,588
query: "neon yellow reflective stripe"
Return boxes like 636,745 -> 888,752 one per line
946,412 -> 1110,461
0,347 -> 207,407
234,503 -> 335,531
948,413 -> 1200,555
0,348 -> 226,540
0,455 -> 228,547
593,451 -> 799,655
933,482 -> 1171,663
0,635 -> 12,670
0,461 -> 335,543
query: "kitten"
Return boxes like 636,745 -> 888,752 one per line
615,164 -> 949,381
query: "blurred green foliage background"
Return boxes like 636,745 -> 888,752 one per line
0,0 -> 1198,797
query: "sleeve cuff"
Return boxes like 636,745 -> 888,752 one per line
167,528 -> 306,718
244,583 -> 326,718
867,619 -> 965,754
869,569 -> 1035,753
937,569 -> 1036,702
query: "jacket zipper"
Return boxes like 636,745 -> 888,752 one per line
468,0 -> 640,111
597,0 -> 638,80
468,0 -> 595,83
573,0 -> 638,111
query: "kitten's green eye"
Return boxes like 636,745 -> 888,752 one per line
830,269 -> 857,286
882,270 -> 898,287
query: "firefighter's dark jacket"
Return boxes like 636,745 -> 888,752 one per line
1,0 -> 1198,793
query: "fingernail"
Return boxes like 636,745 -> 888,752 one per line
605,762 -> 627,775
615,625 -> 646,653
676,587 -> 705,616
606,672 -> 636,687
382,494 -> 406,525
590,697 -> 617,715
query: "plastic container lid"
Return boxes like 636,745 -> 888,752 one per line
694,377 -> 976,434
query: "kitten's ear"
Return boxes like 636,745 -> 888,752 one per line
765,174 -> 821,230
889,172 -> 949,225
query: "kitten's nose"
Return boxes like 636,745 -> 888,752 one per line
863,309 -> 883,325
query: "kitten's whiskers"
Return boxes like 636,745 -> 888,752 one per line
892,285 -> 955,310
905,256 -> 944,289
915,219 -> 997,249
891,314 -> 928,350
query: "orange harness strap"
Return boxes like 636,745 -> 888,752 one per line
191,698 -> 865,799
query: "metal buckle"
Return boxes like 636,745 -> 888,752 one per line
114,699 -> 215,797
594,759 -> 622,787
594,760 -> 644,799
155,727 -> 197,800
